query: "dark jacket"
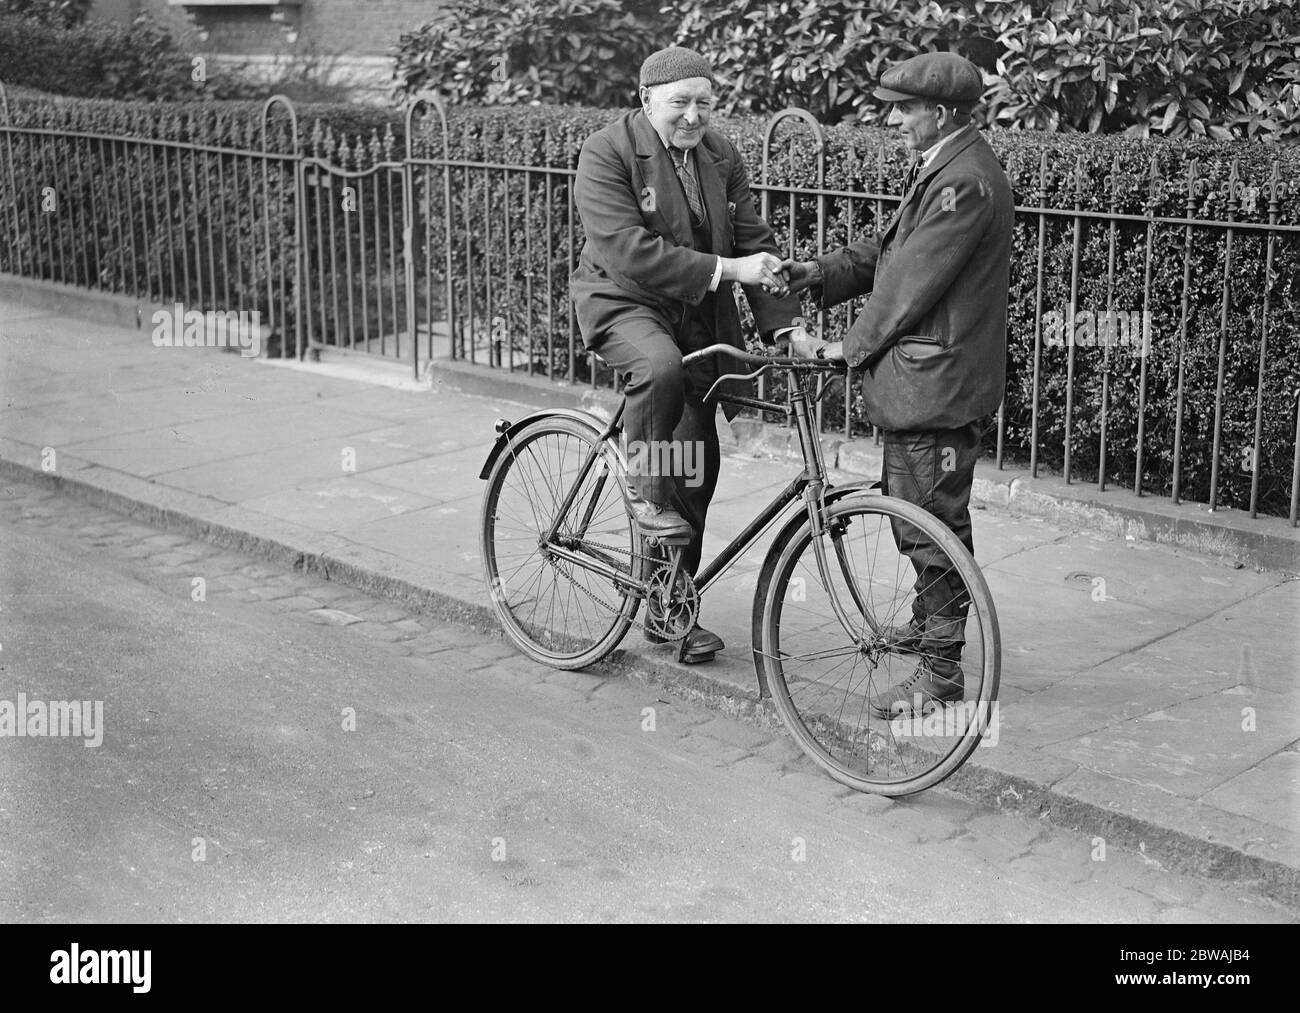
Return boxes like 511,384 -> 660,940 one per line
816,124 -> 1013,432
570,110 -> 801,413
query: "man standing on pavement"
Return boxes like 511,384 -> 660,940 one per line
781,51 -> 1013,717
570,46 -> 806,664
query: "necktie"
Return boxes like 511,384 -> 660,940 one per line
669,146 -> 706,227
903,160 -> 921,194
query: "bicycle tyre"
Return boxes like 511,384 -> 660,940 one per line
756,495 -> 1000,796
480,415 -> 639,669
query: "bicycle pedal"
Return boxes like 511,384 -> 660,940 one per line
645,533 -> 691,547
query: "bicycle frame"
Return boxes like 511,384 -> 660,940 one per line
519,346 -> 876,643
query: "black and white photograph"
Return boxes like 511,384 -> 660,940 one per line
0,0 -> 1297,948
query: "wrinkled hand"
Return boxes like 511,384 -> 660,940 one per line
778,259 -> 819,294
727,252 -> 787,294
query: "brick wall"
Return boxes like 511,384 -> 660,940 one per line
95,0 -> 442,56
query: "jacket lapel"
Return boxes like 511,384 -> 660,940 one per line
631,112 -> 692,247
696,141 -> 729,254
880,124 -> 982,244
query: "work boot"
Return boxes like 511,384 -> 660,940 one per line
869,611 -> 966,718
867,657 -> 964,719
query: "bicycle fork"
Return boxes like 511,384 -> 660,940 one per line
787,371 -> 876,650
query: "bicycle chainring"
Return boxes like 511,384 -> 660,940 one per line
642,563 -> 699,642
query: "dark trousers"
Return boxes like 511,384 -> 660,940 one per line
591,306 -> 721,576
880,421 -> 983,651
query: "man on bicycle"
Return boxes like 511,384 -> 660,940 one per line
571,46 -> 810,664
782,52 -> 1013,718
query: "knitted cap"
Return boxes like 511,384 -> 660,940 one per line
639,46 -> 713,88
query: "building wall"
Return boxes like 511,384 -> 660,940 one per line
87,0 -> 445,101
90,0 -> 442,56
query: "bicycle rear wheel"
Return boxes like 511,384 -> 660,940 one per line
480,415 -> 639,669
756,495 -> 1000,796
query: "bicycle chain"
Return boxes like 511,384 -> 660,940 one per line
545,535 -> 696,642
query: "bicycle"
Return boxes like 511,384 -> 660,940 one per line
478,343 -> 1000,796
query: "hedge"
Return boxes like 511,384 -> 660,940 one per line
1,93 -> 1297,515
393,0 -> 1300,142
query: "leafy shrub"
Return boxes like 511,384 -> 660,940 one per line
0,11 -> 262,101
391,0 -> 674,107
1,0 -> 90,27
668,0 -> 1300,141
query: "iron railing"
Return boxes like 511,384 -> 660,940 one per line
1,87 -> 1297,523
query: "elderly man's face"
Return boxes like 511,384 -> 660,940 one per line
641,77 -> 712,150
887,98 -> 944,153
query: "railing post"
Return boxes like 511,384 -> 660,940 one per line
1028,152 -> 1050,478
407,93 -> 451,377
1248,161 -> 1284,518
260,96 -> 301,360
1208,159 -> 1243,511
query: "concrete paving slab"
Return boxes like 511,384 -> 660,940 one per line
158,432 -> 429,503
1128,586 -> 1300,696
1044,684 -> 1300,799
982,532 -> 1277,617
331,421 -> 496,459
237,477 -> 442,533
62,405 -> 392,477
986,573 -> 1190,683
362,446 -> 501,502
1004,653 -> 1240,750
1202,751 -> 1300,836
337,500 -> 486,577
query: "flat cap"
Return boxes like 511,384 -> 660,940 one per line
873,51 -> 983,106
640,46 -> 713,88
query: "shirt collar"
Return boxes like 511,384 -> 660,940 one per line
919,130 -> 956,168
658,133 -> 695,163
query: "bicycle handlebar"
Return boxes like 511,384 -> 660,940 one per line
680,342 -> 846,372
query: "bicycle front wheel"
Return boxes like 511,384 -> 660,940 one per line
757,496 -> 1000,796
480,415 -> 639,669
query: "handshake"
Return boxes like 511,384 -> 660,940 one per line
724,253 -> 843,361
724,253 -> 820,299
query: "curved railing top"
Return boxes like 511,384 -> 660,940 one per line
260,94 -> 299,155
405,90 -> 450,161
761,107 -> 826,187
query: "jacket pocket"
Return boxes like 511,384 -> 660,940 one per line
895,335 -> 945,360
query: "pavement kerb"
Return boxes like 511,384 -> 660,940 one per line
4,424 -> 1299,907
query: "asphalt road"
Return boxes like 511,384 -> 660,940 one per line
0,478 -> 1293,923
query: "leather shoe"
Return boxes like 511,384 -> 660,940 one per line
624,488 -> 692,537
645,623 -> 724,664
